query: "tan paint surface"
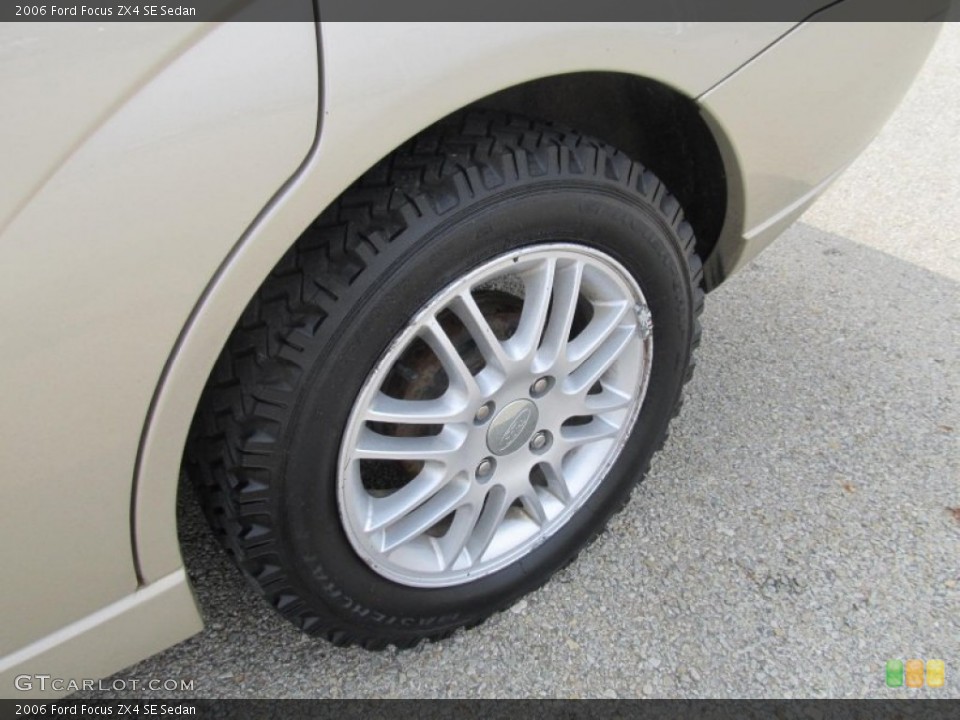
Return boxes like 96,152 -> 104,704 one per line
0,20 -> 318,657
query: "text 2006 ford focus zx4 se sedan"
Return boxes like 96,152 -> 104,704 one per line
0,3 -> 947,697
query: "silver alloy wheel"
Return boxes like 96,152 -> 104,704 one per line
337,244 -> 653,587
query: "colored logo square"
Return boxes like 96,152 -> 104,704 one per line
906,659 -> 924,688
927,660 -> 945,688
886,659 -> 904,687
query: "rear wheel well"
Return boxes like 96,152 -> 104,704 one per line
465,72 -> 727,274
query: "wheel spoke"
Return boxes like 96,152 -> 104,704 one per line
506,258 -> 556,361
519,486 -> 548,526
353,425 -> 465,462
450,291 -> 512,374
420,317 -> 478,398
534,259 -> 584,372
366,463 -> 449,532
366,392 -> 469,425
538,460 -> 571,504
564,324 -> 636,395
583,385 -> 633,415
561,416 -> 619,447
567,299 -> 631,366
438,502 -> 482,569
379,478 -> 470,553
465,486 -> 511,563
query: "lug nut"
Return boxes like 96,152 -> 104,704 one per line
530,431 -> 550,452
476,458 -> 495,480
474,402 -> 494,424
530,376 -> 552,397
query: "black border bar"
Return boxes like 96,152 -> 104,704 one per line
3,699 -> 960,718
2,0 -> 958,22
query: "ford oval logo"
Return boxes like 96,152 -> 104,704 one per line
498,408 -> 533,451
487,400 -> 539,456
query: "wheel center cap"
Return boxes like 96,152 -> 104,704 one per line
486,399 -> 539,456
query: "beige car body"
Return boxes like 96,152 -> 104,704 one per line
0,12 -> 942,697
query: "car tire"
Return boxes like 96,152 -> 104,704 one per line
187,111 -> 704,649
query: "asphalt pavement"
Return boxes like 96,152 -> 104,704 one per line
78,24 -> 959,699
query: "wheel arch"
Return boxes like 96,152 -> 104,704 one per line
466,72 -> 731,275
134,58 -> 746,586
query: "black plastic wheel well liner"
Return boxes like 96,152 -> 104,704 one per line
466,72 -> 727,281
